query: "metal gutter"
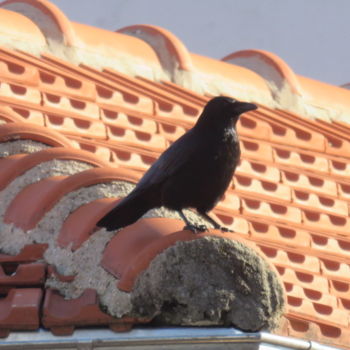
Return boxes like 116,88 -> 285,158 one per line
0,327 -> 344,350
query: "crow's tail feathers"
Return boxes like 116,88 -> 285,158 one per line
96,190 -> 158,231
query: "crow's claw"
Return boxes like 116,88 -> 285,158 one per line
220,226 -> 233,233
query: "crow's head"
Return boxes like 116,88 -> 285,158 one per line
197,96 -> 257,128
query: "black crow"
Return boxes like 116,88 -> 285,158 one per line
97,96 -> 257,232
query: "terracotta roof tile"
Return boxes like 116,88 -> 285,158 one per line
0,0 -> 350,348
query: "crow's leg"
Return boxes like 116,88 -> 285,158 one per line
178,210 -> 207,233
198,212 -> 233,232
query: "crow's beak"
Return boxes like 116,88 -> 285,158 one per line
235,101 -> 258,115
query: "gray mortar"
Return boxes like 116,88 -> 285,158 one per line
0,160 -> 137,316
130,236 -> 284,331
0,159 -> 93,218
0,140 -> 49,157
43,182 -> 211,318
0,159 -> 93,253
45,229 -> 133,318
0,157 -> 283,327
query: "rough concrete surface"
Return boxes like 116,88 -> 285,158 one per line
131,236 -> 284,331
0,140 -> 49,157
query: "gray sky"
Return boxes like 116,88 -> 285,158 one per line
51,0 -> 350,86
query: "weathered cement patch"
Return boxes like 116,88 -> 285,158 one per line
0,140 -> 49,157
130,236 -> 284,331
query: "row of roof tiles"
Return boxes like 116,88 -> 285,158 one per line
0,0 -> 349,122
0,0 -> 349,348
0,73 -> 350,347
1,121 -> 349,346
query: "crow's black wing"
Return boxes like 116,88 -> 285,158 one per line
136,128 -> 202,190
96,128 -> 202,230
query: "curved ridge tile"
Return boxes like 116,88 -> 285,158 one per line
0,147 -> 110,191
118,24 -> 193,75
0,122 -> 72,147
1,0 -> 76,46
57,197 -> 120,251
222,49 -> 302,100
0,105 -> 29,123
4,167 -> 140,230
102,217 -> 184,280
112,227 -> 258,292
0,7 -> 46,48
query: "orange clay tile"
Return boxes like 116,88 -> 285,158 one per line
0,105 -> 27,123
292,189 -> 348,216
213,214 -> 250,235
325,135 -> 350,158
6,105 -> 45,125
191,52 -> 272,100
73,23 -> 161,68
285,315 -> 350,349
236,158 -> 281,182
101,219 -> 264,292
329,279 -> 350,299
100,108 -> 158,134
50,60 -> 155,113
57,197 -> 121,251
257,245 -> 320,274
275,266 -> 330,294
254,109 -> 326,152
0,48 -> 97,101
1,0 -> 76,46
42,92 -> 100,120
42,288 -> 150,335
311,235 -> 350,259
158,121 -> 187,142
249,221 -> 311,248
4,167 -> 141,230
0,288 -> 43,337
117,228 -> 268,292
214,190 -> 241,214
118,24 -> 193,72
337,182 -> 350,200
44,113 -> 107,139
302,210 -> 350,235
0,122 -> 72,147
240,138 -> 274,162
285,284 -> 338,309
67,135 -> 160,171
0,48 -> 40,85
0,147 -> 110,191
241,198 -> 302,224
102,218 -> 185,280
287,296 -> 348,328
106,124 -> 167,152
236,114 -> 271,140
68,137 -> 113,164
0,244 -> 48,264
280,169 -> 338,197
0,8 -> 46,47
0,263 -> 46,291
222,49 -> 302,96
233,175 -> 291,202
0,81 -> 40,104
320,259 -> 350,282
0,2 -> 350,346
102,69 -> 201,120
272,147 -> 329,173
329,158 -> 350,177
